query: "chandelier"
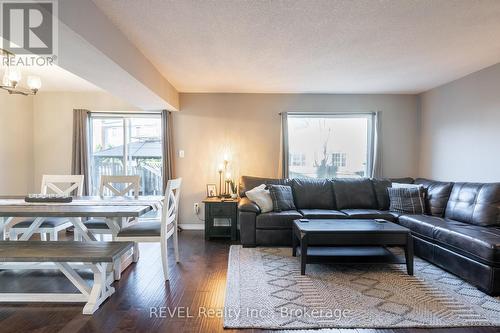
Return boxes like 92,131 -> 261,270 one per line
1,48 -> 42,95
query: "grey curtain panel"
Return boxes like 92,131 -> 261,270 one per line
279,112 -> 289,178
161,110 -> 174,193
71,109 -> 91,195
370,111 -> 383,178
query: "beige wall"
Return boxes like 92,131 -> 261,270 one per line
32,91 -> 140,188
2,90 -> 420,228
174,93 -> 420,227
419,62 -> 500,182
0,94 -> 34,194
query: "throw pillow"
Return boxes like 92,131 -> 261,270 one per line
392,182 -> 425,191
388,187 -> 425,214
268,184 -> 296,212
245,184 -> 273,213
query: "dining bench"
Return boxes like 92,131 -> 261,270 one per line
0,240 -> 133,314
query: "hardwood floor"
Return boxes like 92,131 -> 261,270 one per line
0,231 -> 498,333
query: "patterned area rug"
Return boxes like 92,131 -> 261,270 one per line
224,246 -> 500,329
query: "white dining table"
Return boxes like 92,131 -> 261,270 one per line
0,195 -> 163,239
0,195 -> 164,278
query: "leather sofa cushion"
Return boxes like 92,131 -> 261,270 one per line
399,214 -> 451,239
415,178 -> 453,217
445,182 -> 500,226
238,197 -> 260,213
399,214 -> 500,264
239,176 -> 291,197
332,178 -> 378,210
255,210 -> 302,229
390,177 -> 415,184
388,211 -> 404,219
298,209 -> 347,219
256,229 -> 292,246
341,209 -> 397,222
292,178 -> 335,209
434,222 -> 500,264
372,179 -> 392,210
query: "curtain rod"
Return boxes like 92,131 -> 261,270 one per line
89,110 -> 162,116
89,110 -> 162,113
279,111 -> 378,115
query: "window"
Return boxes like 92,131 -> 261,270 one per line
286,113 -> 373,178
89,113 -> 163,195
331,152 -> 347,168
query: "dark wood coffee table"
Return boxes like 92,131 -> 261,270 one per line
292,219 -> 413,275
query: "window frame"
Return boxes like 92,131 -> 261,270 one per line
88,112 -> 163,195
284,112 -> 375,179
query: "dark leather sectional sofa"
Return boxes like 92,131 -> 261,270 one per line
238,175 -> 500,295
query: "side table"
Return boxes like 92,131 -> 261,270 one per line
203,197 -> 239,240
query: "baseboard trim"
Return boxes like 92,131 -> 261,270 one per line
179,224 -> 205,230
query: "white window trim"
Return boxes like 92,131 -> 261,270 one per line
283,112 -> 376,178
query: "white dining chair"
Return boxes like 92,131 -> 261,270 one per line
75,175 -> 140,241
9,175 -> 84,241
115,178 -> 182,281
100,175 -> 140,198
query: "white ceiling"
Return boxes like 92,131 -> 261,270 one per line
1,64 -> 102,92
93,0 -> 500,94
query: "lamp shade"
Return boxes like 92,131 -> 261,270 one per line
2,69 -> 10,86
8,68 -> 21,83
27,76 -> 42,90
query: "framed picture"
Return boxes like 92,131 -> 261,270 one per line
207,184 -> 217,197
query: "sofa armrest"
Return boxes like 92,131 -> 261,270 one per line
238,197 -> 261,214
239,211 -> 257,247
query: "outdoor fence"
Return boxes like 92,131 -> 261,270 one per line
91,158 -> 162,195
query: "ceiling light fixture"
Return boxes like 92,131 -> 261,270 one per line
1,48 -> 42,95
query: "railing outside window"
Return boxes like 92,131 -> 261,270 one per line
89,113 -> 163,195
